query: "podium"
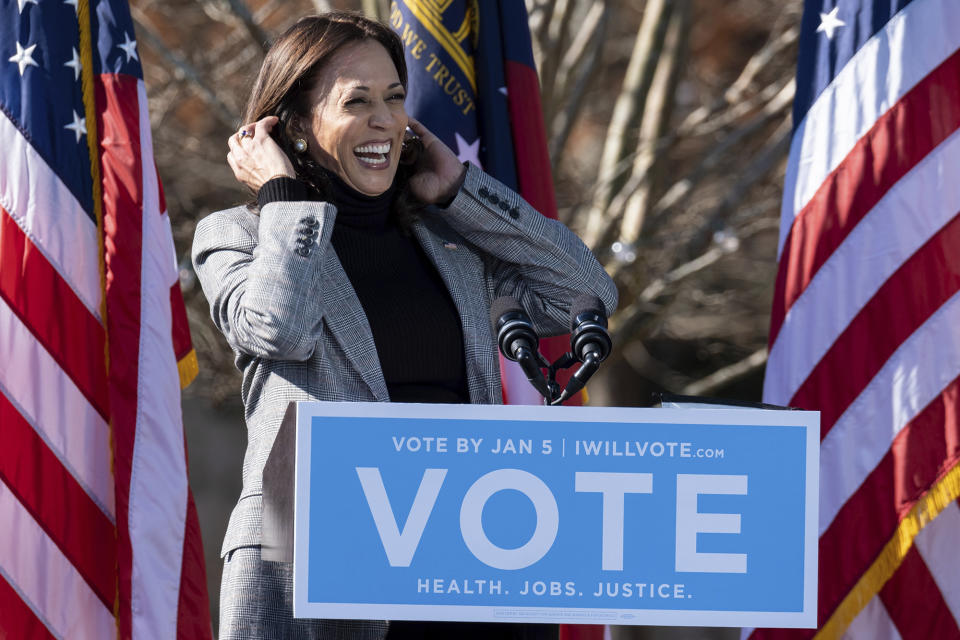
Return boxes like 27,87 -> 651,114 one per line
262,401 -> 818,627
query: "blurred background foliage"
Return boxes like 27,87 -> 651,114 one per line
133,0 -> 801,633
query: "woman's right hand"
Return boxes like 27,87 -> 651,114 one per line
226,115 -> 296,192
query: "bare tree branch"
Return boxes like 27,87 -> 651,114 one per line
680,347 -> 768,396
133,14 -> 239,129
621,339 -> 694,392
551,0 -> 606,108
196,0 -> 270,53
225,0 -> 271,50
639,243 -> 730,304
549,1 -> 608,167
580,0 -> 672,248
532,0 -> 558,70
679,116 -> 792,261
685,75 -> 792,139
609,212 -> 777,346
614,0 -> 690,249
538,0 -> 575,119
213,33 -> 263,79
645,79 -> 794,237
610,241 -> 734,344
677,24 -> 799,137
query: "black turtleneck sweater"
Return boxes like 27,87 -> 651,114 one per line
258,174 -> 469,404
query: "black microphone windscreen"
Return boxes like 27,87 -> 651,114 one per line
569,293 -> 607,331
490,296 -> 525,328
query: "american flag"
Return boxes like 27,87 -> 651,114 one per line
0,0 -> 211,637
751,0 -> 960,638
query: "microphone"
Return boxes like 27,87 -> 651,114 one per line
552,294 -> 612,405
490,296 -> 551,401
569,294 -> 612,363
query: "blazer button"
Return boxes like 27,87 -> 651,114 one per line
509,207 -> 520,219
295,236 -> 312,246
478,187 -> 489,198
299,216 -> 318,227
488,194 -> 499,205
498,201 -> 509,211
296,246 -> 310,257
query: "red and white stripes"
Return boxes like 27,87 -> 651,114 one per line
0,70 -> 209,640
0,482 -> 116,638
0,101 -> 118,635
0,111 -> 103,319
777,0 -> 960,254
127,80 -> 191,639
756,0 -> 960,637
841,502 -> 960,639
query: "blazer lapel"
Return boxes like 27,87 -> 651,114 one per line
318,249 -> 390,401
412,217 -> 501,404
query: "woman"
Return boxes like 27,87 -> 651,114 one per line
192,11 -> 617,640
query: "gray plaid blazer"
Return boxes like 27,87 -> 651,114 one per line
192,164 -> 617,558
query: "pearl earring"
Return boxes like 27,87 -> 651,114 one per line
293,138 -> 307,153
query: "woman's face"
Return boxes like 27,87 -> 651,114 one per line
300,40 -> 407,196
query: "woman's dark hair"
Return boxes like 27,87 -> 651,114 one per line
243,12 -> 423,222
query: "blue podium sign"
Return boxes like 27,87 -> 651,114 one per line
292,403 -> 818,627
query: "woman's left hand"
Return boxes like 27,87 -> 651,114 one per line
406,117 -> 467,205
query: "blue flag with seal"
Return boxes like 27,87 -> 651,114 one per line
389,0 -> 581,406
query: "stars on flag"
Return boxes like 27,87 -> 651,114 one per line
64,109 -> 87,143
8,41 -> 39,76
65,47 -> 82,81
6,5 -> 90,146
817,6 -> 846,40
8,41 -> 85,83
117,32 -> 139,63
4,0 -> 144,156
455,132 -> 482,168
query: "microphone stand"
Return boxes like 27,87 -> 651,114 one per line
544,352 -> 577,405
513,349 -> 593,406
493,296 -> 610,405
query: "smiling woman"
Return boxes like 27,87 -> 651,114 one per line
298,40 -> 408,195
191,10 -> 616,640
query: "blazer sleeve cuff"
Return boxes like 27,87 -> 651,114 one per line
444,162 -> 527,226
257,176 -> 310,209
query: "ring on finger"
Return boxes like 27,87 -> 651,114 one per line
238,129 -> 252,141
